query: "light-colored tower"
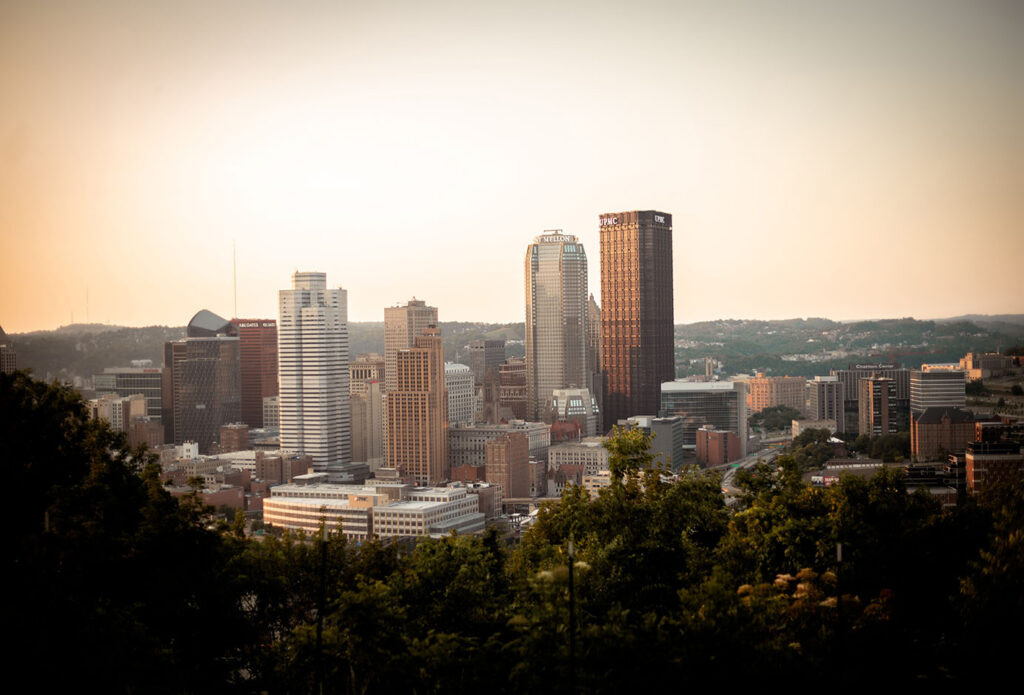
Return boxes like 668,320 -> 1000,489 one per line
387,327 -> 448,485
525,231 -> 589,422
384,298 -> 438,392
278,271 -> 350,470
445,362 -> 475,426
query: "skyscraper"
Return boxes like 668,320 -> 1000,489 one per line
278,272 -> 350,470
524,231 -> 589,421
387,326 -> 448,485
600,210 -> 675,431
384,298 -> 438,392
162,310 -> 241,453
230,318 -> 278,428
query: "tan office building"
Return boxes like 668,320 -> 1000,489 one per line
384,298 -> 438,392
387,327 -> 448,485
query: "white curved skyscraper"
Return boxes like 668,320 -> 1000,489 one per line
278,271 -> 350,469
525,231 -> 589,422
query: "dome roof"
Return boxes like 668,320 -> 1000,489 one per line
186,310 -> 237,337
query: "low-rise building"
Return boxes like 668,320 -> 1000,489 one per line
910,407 -> 975,461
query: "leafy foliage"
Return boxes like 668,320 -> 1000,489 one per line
7,371 -> 1023,690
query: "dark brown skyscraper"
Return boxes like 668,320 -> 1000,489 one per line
599,210 -> 674,431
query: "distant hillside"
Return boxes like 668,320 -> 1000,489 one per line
10,321 -> 527,381
11,315 -> 1019,383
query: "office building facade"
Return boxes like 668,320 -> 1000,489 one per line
230,318 -> 278,428
858,376 -> 897,437
278,272 -> 350,469
387,327 -> 448,485
660,380 -> 747,456
524,231 -> 589,421
600,210 -> 675,430
910,369 -> 966,415
163,310 -> 241,453
466,339 -> 506,384
384,298 -> 438,392
807,376 -> 845,432
445,362 -> 475,426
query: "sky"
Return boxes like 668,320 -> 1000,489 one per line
1,0 -> 1022,333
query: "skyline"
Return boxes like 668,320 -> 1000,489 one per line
2,0 -> 1022,333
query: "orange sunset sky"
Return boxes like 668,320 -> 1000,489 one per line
1,0 -> 1021,333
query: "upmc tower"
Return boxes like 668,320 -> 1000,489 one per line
599,210 -> 675,432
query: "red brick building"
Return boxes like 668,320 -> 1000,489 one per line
695,425 -> 742,467
910,407 -> 975,461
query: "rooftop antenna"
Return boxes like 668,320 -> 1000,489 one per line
233,239 -> 238,318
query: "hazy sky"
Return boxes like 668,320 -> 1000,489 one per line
2,0 -> 1021,333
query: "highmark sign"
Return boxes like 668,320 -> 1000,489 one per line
236,322 -> 277,329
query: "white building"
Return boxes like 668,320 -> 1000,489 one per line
549,387 -> 600,436
263,482 -> 484,539
525,232 -> 589,421
910,369 -> 966,415
549,436 -> 609,475
278,271 -> 350,470
445,362 -> 476,426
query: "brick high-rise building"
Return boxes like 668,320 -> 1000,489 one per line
387,327 -> 448,485
278,272 -> 350,470
230,318 -> 278,428
384,298 -> 438,392
524,231 -> 589,421
485,431 -> 531,508
599,210 -> 674,431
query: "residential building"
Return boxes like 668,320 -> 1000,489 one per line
229,318 -> 278,428
524,231 -> 589,421
858,376 -> 897,437
384,298 -> 437,392
387,327 -> 448,485
807,376 -> 845,432
278,271 -> 350,469
660,380 -> 747,455
600,210 -> 674,431
910,369 -> 966,415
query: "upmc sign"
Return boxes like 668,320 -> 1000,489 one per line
600,216 -> 619,227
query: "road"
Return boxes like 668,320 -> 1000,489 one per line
707,447 -> 781,499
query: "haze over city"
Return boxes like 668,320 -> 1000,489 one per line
2,0 -> 1021,333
